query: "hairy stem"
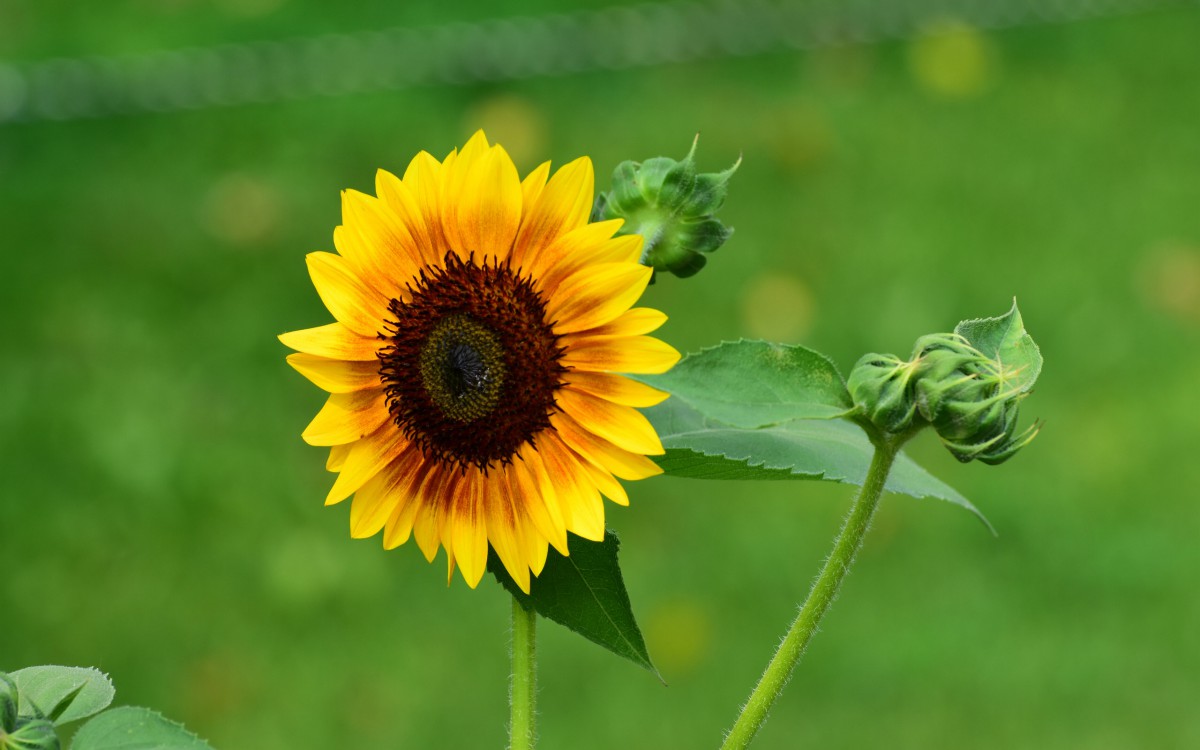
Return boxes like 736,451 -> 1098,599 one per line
720,433 -> 903,750
510,597 -> 537,750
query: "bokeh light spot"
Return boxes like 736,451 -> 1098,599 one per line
740,272 -> 815,342
643,599 -> 713,676
201,172 -> 283,246
464,94 -> 546,169
1138,241 -> 1200,325
907,19 -> 997,99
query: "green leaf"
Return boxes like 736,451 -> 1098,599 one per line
69,708 -> 211,750
489,531 -> 660,679
954,299 -> 1043,393
11,668 -> 113,727
635,340 -> 853,429
643,397 -> 993,531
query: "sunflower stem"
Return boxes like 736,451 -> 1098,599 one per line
510,596 -> 537,750
719,428 -> 908,750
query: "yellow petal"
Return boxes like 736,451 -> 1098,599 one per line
527,531 -> 549,577
305,252 -> 388,338
563,372 -> 669,408
537,433 -> 605,542
353,448 -> 424,540
578,458 -> 630,507
382,453 -> 433,549
536,233 -> 642,300
556,388 -> 663,455
278,322 -> 380,361
412,468 -> 451,562
560,334 -> 681,374
302,388 -> 390,446
401,151 -> 448,259
451,470 -> 488,588
519,161 -> 551,220
325,423 -> 409,505
551,410 -> 663,481
339,190 -> 423,291
287,353 -> 381,393
447,144 -> 522,261
488,472 -> 531,594
511,446 -> 568,555
376,168 -> 440,267
585,307 -> 668,338
548,262 -> 653,334
522,219 -> 622,290
327,443 -> 351,472
512,156 -> 594,267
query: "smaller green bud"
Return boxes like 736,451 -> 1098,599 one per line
593,135 -> 740,279
846,353 -> 921,434
0,674 -> 17,733
1,718 -> 59,750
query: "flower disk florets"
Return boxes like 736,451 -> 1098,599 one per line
378,252 -> 566,473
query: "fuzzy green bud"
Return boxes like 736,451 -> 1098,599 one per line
592,135 -> 740,279
846,353 -> 921,434
849,302 -> 1042,464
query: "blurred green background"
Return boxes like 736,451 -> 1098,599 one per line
4,1 -> 1200,748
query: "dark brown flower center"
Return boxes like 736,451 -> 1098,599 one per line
378,253 -> 566,471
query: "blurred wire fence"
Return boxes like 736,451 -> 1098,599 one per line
0,0 -> 1192,123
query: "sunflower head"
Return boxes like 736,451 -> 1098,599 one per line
280,131 -> 680,593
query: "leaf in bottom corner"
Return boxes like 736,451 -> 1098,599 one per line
489,530 -> 660,679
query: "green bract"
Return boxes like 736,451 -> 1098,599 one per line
849,301 -> 1043,464
1,675 -> 17,734
2,719 -> 59,750
592,136 -> 739,279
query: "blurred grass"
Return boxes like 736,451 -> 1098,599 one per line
3,3 -> 1200,749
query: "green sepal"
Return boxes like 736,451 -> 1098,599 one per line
2,718 -> 59,750
1,674 -> 18,733
488,531 -> 661,679
954,299 -> 1043,394
606,161 -> 647,216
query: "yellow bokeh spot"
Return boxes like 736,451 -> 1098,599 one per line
200,172 -> 282,246
756,102 -> 833,173
1138,241 -> 1200,325
643,599 -> 713,676
908,19 -> 997,99
465,94 -> 546,169
741,272 -> 815,342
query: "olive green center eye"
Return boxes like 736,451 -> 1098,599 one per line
418,314 -> 506,423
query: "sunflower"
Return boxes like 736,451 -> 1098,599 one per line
280,131 -> 680,593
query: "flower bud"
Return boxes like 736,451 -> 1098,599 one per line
849,303 -> 1042,464
592,135 -> 739,279
846,353 -> 920,434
